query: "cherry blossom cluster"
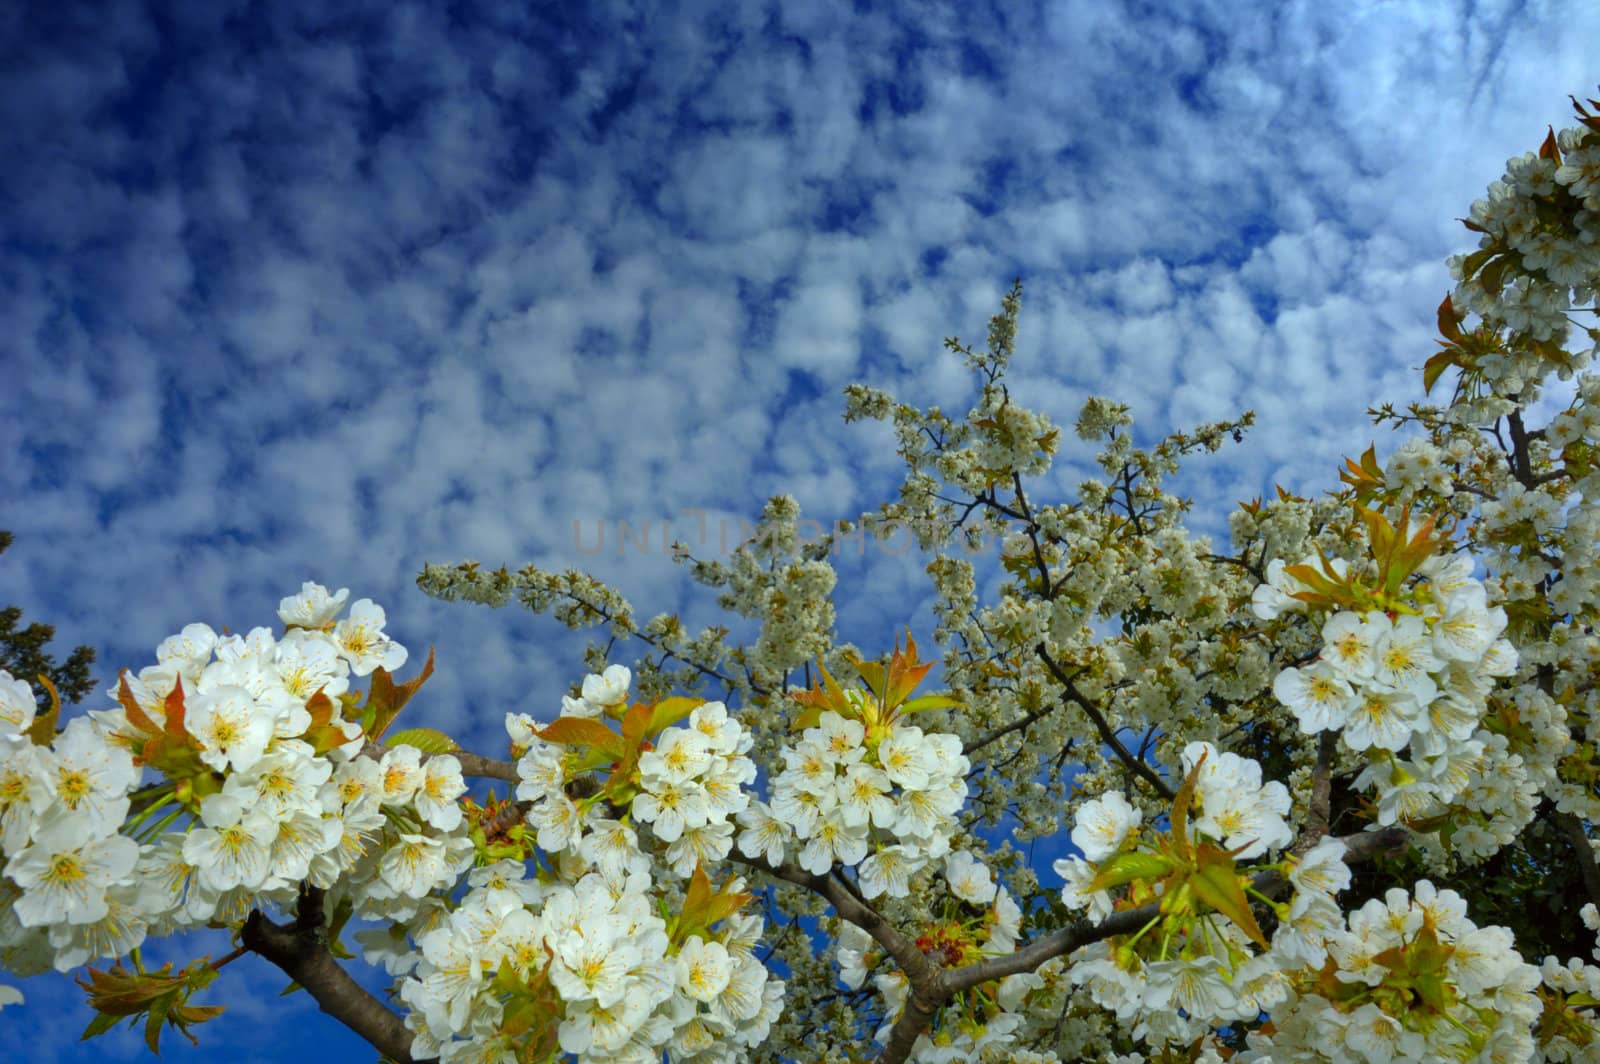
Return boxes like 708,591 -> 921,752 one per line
510,676 -> 759,879
1055,741 -> 1293,914
485,668 -> 785,1061
1049,744 -> 1305,1050
1261,552 -> 1523,855
1238,880 -> 1541,1062
630,703 -> 757,877
0,679 -> 141,974
3,587 -> 793,1061
1447,109 -> 1600,383
395,862 -> 781,1064
749,709 -> 968,899
0,584 -> 478,980
324,745 -> 475,924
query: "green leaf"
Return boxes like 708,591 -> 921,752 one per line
384,727 -> 460,754
80,1012 -> 122,1042
1423,349 -> 1456,396
145,993 -> 175,1055
1189,844 -> 1269,949
643,696 -> 702,737
75,959 -> 225,1054
1357,505 -> 1450,596
500,998 -> 542,1038
1284,547 -> 1358,607
898,693 -> 962,714
1169,753 -> 1205,864
324,895 -> 358,961
1478,253 -> 1512,295
1087,850 -> 1176,892
672,863 -> 753,945
1458,246 -> 1496,283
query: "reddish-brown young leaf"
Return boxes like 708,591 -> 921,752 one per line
536,716 -> 625,759
305,689 -> 336,729
162,680 -> 189,741
116,673 -> 161,735
363,647 -> 435,740
1539,125 -> 1563,164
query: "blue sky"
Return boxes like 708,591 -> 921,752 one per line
3,0 -> 1599,1058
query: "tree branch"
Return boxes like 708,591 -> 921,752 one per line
962,700 -> 1059,758
878,979 -> 948,1063
359,742 -> 517,783
1036,644 -> 1175,801
241,885 -> 421,1064
1554,810 -> 1600,912
1507,408 -> 1534,486
451,751 -> 518,782
731,853 -> 938,989
1304,731 -> 1338,846
563,581 -> 766,697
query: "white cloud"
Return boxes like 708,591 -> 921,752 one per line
3,1 -> 1600,1051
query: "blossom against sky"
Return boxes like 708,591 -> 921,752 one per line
3,0 -> 1598,1058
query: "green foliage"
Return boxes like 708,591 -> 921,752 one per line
0,530 -> 97,710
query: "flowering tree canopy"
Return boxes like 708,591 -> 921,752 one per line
7,96 -> 1600,1064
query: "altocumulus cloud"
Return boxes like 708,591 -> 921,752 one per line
2,0 -> 1598,1057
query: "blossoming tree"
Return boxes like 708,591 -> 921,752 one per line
6,97 -> 1600,1064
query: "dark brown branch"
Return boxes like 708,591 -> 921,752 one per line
1507,408 -> 1534,486
878,981 -> 947,1063
1036,644 -> 1176,801
1202,550 -> 1266,584
1010,471 -> 1059,601
1119,464 -> 1147,536
562,580 -> 766,697
730,853 -> 939,989
1305,731 -> 1338,845
963,701 -> 1060,757
241,885 -> 421,1064
1554,810 -> 1600,912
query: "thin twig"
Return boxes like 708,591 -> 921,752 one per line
1036,644 -> 1175,801
963,701 -> 1060,757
